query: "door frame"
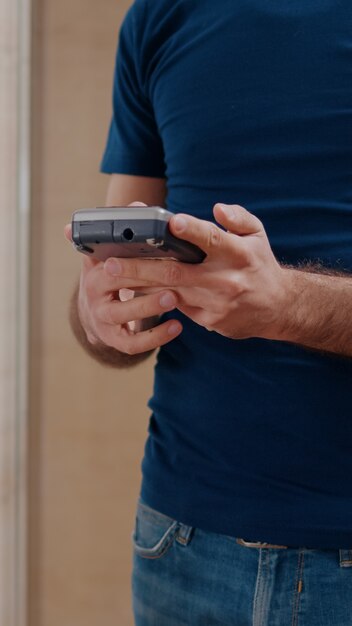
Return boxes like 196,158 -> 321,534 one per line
0,0 -> 31,623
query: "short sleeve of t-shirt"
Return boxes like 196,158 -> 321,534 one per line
100,1 -> 166,178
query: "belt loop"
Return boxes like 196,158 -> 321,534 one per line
176,523 -> 193,545
339,549 -> 352,567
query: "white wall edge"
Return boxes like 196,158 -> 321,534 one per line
16,0 -> 32,623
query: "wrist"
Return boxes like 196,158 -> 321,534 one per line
264,267 -> 302,342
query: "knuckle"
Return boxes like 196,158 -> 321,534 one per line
164,263 -> 182,285
122,338 -> 136,356
207,225 -> 221,248
212,301 -> 226,316
128,263 -> 139,280
212,311 -> 225,325
227,274 -> 240,295
136,298 -> 150,319
241,248 -> 255,266
122,261 -> 139,281
199,311 -> 214,328
202,310 -> 224,331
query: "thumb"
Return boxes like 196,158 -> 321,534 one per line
213,203 -> 263,236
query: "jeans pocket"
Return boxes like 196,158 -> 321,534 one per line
132,500 -> 181,559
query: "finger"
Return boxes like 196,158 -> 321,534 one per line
96,291 -> 178,326
103,257 -> 199,288
81,253 -> 103,271
127,201 -> 148,207
169,213 -> 247,261
102,318 -> 183,355
64,223 -> 72,241
85,263 -> 156,296
213,203 -> 263,236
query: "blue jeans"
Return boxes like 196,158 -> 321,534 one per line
132,499 -> 352,626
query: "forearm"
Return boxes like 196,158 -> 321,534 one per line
272,266 -> 352,357
69,282 -> 155,368
100,206 -> 352,358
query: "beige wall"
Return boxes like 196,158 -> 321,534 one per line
29,1 -> 154,624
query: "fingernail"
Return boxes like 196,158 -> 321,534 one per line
105,259 -> 122,275
168,322 -> 181,335
173,215 -> 187,232
160,293 -> 176,308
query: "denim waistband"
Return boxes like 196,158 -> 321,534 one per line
237,538 -> 352,567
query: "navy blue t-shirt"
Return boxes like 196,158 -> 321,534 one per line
101,0 -> 352,549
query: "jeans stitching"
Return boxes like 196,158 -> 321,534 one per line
291,549 -> 305,626
133,520 -> 179,559
252,548 -> 263,626
134,523 -> 179,560
253,549 -> 270,626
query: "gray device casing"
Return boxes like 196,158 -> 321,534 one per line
71,206 -> 205,263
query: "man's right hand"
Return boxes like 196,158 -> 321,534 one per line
64,224 -> 182,357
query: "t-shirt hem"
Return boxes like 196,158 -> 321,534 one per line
141,483 -> 352,550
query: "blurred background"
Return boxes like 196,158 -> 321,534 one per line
1,0 -> 151,625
